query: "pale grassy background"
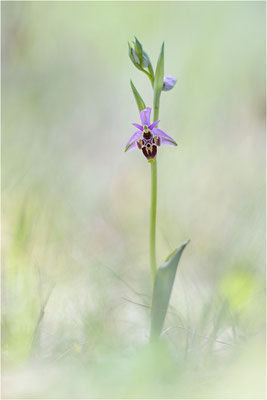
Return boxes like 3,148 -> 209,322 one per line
1,1 -> 266,398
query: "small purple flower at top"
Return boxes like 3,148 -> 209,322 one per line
125,107 -> 177,160
163,75 -> 176,91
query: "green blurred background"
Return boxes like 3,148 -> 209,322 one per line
2,1 -> 266,398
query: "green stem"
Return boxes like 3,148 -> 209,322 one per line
142,68 -> 154,87
149,158 -> 157,281
149,100 -> 160,283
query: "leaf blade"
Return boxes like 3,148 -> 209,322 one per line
150,240 -> 189,341
153,42 -> 164,115
130,80 -> 146,113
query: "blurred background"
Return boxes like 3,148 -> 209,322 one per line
1,1 -> 266,398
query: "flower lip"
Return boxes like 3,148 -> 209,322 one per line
142,144 -> 157,160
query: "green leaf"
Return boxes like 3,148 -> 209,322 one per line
153,42 -> 164,114
130,80 -> 146,113
150,240 -> 189,341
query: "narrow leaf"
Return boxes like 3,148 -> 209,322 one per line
153,42 -> 164,111
130,80 -> 146,113
150,240 -> 189,341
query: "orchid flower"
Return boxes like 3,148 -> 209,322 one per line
125,107 -> 177,160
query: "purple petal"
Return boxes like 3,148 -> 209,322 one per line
132,123 -> 143,131
148,120 -> 160,130
161,138 -> 177,147
126,130 -> 142,146
125,130 -> 142,152
152,128 -> 177,145
140,107 -> 152,125
125,141 -> 138,152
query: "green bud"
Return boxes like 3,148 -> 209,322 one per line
134,37 -> 143,59
128,38 -> 155,85
142,52 -> 149,68
128,43 -> 142,70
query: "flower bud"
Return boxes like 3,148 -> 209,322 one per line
162,75 -> 176,91
128,43 -> 141,70
134,37 -> 143,60
128,38 -> 154,83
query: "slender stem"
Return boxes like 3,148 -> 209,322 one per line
141,68 -> 154,86
149,159 -> 157,281
149,103 -> 160,283
153,106 -> 159,122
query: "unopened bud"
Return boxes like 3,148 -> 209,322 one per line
128,38 -> 154,83
162,75 -> 176,91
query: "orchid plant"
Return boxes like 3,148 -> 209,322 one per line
125,38 -> 189,341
